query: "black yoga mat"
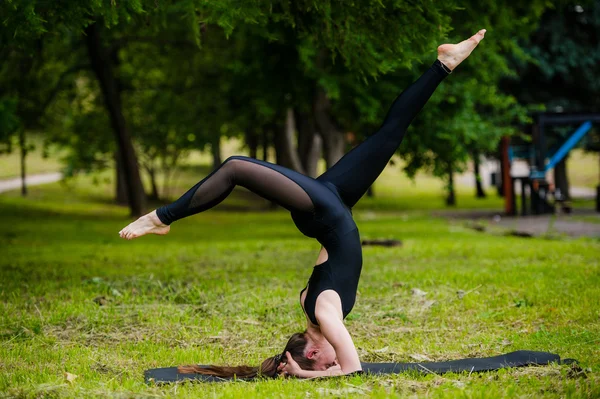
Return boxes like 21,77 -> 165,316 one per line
145,350 -> 570,384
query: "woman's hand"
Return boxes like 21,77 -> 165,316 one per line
326,364 -> 342,372
278,351 -> 306,378
278,352 -> 347,379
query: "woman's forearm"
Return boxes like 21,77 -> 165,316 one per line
298,367 -> 360,379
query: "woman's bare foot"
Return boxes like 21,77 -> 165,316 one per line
119,210 -> 170,240
437,29 -> 486,71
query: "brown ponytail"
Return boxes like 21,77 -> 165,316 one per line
177,331 -> 316,379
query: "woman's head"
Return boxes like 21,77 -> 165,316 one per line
177,330 -> 320,379
259,331 -> 316,376
276,330 -> 338,372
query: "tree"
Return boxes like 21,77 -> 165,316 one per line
0,27 -> 82,196
502,1 -> 600,200
324,0 -> 549,205
84,22 -> 147,215
196,0 -> 460,171
1,0 -> 149,213
2,0 -> 559,210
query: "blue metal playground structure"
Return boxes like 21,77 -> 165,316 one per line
502,112 -> 599,216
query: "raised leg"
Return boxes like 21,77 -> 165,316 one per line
317,30 -> 486,208
119,156 -> 320,239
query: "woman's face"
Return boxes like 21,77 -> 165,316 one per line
312,340 -> 338,370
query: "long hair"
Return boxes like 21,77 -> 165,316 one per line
177,331 -> 316,379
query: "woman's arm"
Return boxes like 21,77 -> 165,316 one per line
314,291 -> 362,374
281,290 -> 361,378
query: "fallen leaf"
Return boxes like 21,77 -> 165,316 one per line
410,353 -> 433,362
422,300 -> 436,309
64,372 -> 78,383
93,296 -> 107,306
501,339 -> 512,346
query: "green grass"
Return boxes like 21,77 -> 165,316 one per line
567,150 -> 599,189
1,166 -> 599,398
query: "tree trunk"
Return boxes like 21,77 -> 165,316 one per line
19,128 -> 27,196
115,152 -> 129,205
553,155 -> 570,200
313,87 -> 345,168
85,22 -> 145,217
446,164 -> 456,206
295,108 -> 321,178
498,149 -> 505,197
211,135 -> 222,170
274,108 -> 305,173
473,152 -> 486,198
261,129 -> 269,162
147,167 -> 160,201
246,131 -> 258,159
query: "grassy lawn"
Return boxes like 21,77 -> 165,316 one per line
1,161 -> 599,398
567,150 -> 599,189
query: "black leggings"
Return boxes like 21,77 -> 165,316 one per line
156,60 -> 449,225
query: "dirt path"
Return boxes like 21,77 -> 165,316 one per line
0,172 -> 62,193
436,208 -> 600,238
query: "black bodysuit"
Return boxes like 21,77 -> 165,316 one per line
156,60 -> 450,325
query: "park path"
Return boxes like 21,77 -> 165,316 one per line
0,172 -> 62,193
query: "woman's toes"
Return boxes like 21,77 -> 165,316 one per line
473,29 -> 486,43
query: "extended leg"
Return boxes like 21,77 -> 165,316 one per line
317,30 -> 486,208
119,156 -> 319,239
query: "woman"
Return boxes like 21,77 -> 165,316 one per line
119,29 -> 486,379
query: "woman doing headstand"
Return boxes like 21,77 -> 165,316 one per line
119,29 -> 486,378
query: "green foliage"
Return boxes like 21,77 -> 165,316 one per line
505,1 -> 600,111
0,0 -> 145,50
503,1 -> 600,151
328,0 -> 551,194
0,0 -> 575,205
45,75 -> 114,177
